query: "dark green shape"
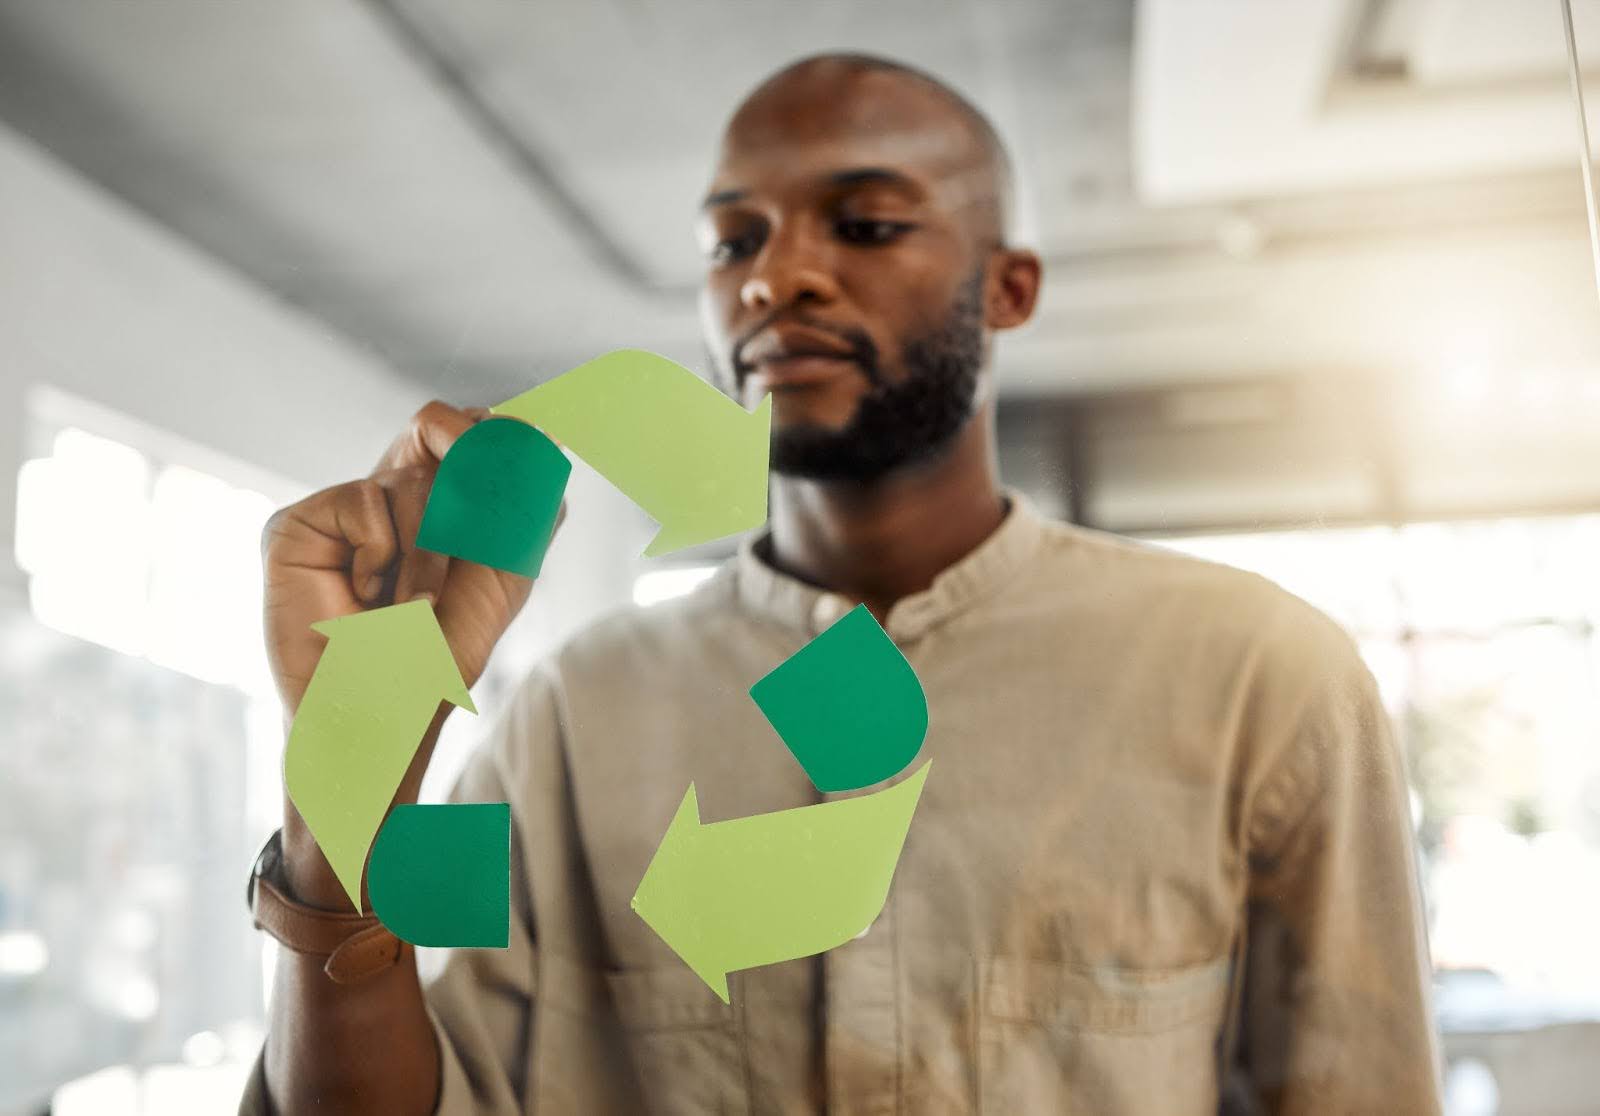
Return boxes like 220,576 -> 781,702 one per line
369,803 -> 510,948
416,418 -> 569,577
749,604 -> 928,793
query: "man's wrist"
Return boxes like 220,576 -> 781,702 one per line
277,819 -> 368,913
248,828 -> 406,984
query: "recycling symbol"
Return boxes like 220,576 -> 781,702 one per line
283,350 -> 930,1001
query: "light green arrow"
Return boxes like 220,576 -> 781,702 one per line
493,349 -> 771,557
283,600 -> 476,911
630,760 -> 931,1003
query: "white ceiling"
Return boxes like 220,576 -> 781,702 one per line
1137,0 -> 1600,203
1398,0 -> 1600,85
0,0 -> 1597,404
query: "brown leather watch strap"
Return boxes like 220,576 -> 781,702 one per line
247,830 -> 407,985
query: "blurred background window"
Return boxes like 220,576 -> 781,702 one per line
16,426 -> 279,692
3,406 -> 297,1115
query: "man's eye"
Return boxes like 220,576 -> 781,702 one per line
836,219 -> 912,246
710,232 -> 761,266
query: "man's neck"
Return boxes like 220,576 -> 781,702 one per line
763,416 -> 1008,620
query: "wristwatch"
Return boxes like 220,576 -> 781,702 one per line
246,828 -> 406,984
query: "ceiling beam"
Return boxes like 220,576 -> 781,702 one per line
360,0 -> 672,295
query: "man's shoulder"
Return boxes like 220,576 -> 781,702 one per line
1031,516 -> 1285,612
1029,515 -> 1359,667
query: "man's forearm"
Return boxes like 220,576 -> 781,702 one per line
261,716 -> 449,1115
263,918 -> 440,1115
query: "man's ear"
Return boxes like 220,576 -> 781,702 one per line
984,247 -> 1042,331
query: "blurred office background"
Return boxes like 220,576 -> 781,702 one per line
2,1 -> 1600,1113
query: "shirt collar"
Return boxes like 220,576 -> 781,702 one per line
733,488 -> 1045,643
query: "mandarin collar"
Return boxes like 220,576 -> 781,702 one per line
733,489 -> 1045,643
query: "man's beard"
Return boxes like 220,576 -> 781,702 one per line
768,271 -> 985,483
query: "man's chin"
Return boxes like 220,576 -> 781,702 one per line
768,423 -> 902,483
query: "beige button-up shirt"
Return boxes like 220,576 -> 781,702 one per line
242,494 -> 1442,1114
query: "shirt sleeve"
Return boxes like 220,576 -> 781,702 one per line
1233,597 -> 1444,1115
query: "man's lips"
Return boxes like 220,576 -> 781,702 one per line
736,322 -> 868,388
746,353 -> 861,389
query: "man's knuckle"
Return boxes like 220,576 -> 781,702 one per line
351,477 -> 386,511
259,508 -> 287,555
413,400 -> 455,431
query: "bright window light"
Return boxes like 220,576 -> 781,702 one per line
146,463 -> 275,691
633,565 -> 719,607
51,1066 -> 137,1116
14,423 -> 284,698
16,428 -> 153,657
0,929 -> 49,977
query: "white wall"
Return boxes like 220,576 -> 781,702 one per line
0,120 -> 432,587
0,119 -> 642,658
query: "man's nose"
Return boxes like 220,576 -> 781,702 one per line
739,228 -> 841,313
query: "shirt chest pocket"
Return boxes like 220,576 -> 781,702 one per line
977,954 -> 1232,1116
605,966 -> 750,1116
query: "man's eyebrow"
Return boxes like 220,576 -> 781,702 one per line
825,167 -> 921,193
700,167 -> 924,210
701,186 -> 748,209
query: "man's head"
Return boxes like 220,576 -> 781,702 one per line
698,53 -> 1041,483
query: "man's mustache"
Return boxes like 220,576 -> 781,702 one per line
731,314 -> 882,387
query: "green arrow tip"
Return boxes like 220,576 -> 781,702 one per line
310,600 -> 475,713
641,392 -> 772,558
630,783 -> 733,1002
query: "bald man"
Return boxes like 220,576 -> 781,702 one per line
241,55 -> 1442,1115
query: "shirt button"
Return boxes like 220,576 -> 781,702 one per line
811,593 -> 852,632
